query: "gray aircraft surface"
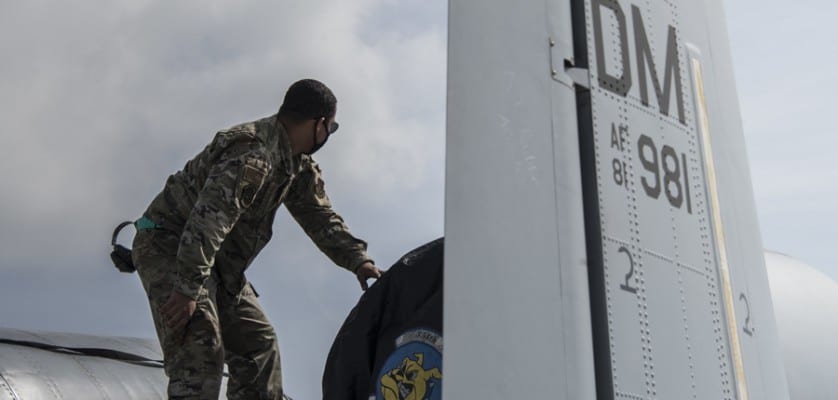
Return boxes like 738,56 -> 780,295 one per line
1,0 -> 836,399
445,0 -> 835,399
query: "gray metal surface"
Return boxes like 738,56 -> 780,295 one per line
577,0 -> 788,399
0,328 -> 236,399
0,372 -> 20,400
581,0 -> 733,398
764,252 -> 838,400
445,0 -> 595,398
0,328 -> 168,399
446,0 -> 788,399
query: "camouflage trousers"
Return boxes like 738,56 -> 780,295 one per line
132,230 -> 283,399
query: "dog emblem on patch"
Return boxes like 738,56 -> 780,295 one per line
237,159 -> 267,208
380,353 -> 441,400
376,329 -> 442,400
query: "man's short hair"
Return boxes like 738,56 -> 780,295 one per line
278,79 -> 337,122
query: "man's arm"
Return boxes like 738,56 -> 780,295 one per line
174,141 -> 270,299
284,158 -> 380,286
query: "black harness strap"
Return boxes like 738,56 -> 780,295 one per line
0,338 -> 164,369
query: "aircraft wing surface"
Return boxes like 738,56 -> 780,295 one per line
0,328 -> 239,399
0,328 -> 169,399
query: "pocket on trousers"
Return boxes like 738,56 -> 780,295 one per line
225,353 -> 259,385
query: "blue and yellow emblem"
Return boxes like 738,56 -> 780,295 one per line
376,329 -> 442,400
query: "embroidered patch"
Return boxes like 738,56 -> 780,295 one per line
237,159 -> 267,208
315,177 -> 326,199
242,164 -> 265,185
375,328 -> 443,400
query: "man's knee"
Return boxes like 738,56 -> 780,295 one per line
165,318 -> 225,398
160,294 -> 224,398
225,332 -> 281,375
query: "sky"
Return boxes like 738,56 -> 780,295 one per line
0,1 -> 834,399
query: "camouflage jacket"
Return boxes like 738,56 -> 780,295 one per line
141,114 -> 372,299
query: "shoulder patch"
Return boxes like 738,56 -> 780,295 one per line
243,158 -> 268,184
236,157 -> 268,208
307,160 -> 327,199
315,176 -> 326,199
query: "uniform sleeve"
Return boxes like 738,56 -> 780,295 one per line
284,158 -> 373,273
174,142 -> 270,299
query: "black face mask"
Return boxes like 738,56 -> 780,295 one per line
304,118 -> 339,156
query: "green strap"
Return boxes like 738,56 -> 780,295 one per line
134,216 -> 162,231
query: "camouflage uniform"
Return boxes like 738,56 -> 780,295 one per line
132,114 -> 372,399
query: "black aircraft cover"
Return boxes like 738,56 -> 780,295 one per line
323,238 -> 443,400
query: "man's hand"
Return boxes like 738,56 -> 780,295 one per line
160,290 -> 197,329
355,261 -> 382,291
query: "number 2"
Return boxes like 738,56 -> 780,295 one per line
740,293 -> 754,336
619,246 -> 637,294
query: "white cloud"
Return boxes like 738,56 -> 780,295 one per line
0,1 -> 446,398
0,0 -> 446,271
